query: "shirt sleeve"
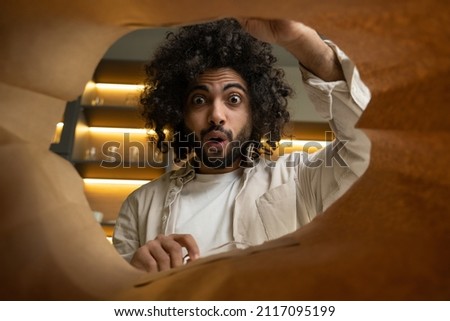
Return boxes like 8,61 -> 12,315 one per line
112,195 -> 140,263
296,40 -> 372,213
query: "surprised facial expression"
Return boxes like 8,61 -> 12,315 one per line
184,68 -> 252,173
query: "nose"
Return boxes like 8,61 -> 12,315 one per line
208,100 -> 226,126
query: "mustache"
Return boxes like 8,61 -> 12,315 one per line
200,125 -> 233,141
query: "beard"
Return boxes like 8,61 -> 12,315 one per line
190,123 -> 252,170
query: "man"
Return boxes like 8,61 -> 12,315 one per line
113,18 -> 371,273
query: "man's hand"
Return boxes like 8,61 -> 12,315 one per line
238,18 -> 305,47
238,18 -> 344,82
130,234 -> 200,273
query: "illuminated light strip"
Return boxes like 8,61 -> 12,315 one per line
94,83 -> 145,91
279,140 -> 329,148
83,178 -> 150,185
89,127 -> 154,135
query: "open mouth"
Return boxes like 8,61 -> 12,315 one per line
208,137 -> 225,143
203,131 -> 229,148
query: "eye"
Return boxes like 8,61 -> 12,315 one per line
192,95 -> 206,105
228,94 -> 242,105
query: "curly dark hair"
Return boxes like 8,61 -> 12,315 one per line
140,18 -> 292,162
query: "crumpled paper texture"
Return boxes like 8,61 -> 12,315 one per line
0,0 -> 449,299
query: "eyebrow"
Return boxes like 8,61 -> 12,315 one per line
188,83 -> 248,93
224,83 -> 247,93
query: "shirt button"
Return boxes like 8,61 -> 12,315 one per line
162,215 -> 168,221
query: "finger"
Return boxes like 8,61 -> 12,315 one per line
235,17 -> 249,28
172,234 -> 200,262
148,243 -> 171,271
130,247 -> 158,273
158,236 -> 184,268
235,17 -> 261,32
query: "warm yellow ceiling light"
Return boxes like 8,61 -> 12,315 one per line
94,83 -> 145,91
88,127 -> 151,134
278,139 -> 329,148
83,178 -> 150,185
87,127 -> 171,137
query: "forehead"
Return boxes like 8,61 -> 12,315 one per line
194,68 -> 247,87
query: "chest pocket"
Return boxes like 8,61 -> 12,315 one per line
256,179 -> 297,240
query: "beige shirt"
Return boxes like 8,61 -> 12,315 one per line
113,42 -> 371,262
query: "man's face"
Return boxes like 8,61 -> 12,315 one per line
184,68 -> 252,173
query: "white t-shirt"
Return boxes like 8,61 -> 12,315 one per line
166,168 -> 243,257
